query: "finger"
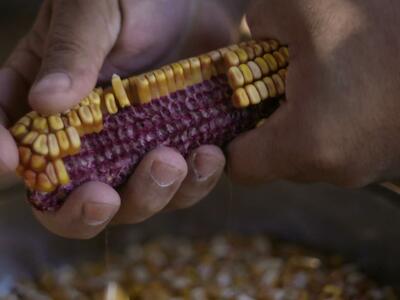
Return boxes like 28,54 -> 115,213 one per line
166,145 -> 225,210
246,0 -> 305,45
227,103 -> 300,184
114,147 -> 188,224
33,182 -> 120,239
29,0 -> 121,115
0,125 -> 18,176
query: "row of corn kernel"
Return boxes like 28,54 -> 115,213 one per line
14,128 -> 78,192
10,110 -> 81,192
232,69 -> 287,108
224,39 -> 285,69
68,89 -> 104,135
227,48 -> 288,90
108,41 -> 284,107
17,158 -> 70,193
97,40 -> 288,115
11,112 -> 82,158
102,55 -> 221,108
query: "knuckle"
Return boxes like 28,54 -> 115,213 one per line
305,127 -> 347,173
47,33 -> 85,57
311,144 -> 345,173
308,136 -> 370,187
27,29 -> 45,58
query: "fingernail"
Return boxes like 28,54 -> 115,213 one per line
150,161 -> 181,187
82,202 -> 117,226
192,152 -> 220,181
32,73 -> 72,94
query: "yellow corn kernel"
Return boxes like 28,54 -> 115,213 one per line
263,76 -> 277,98
162,65 -> 177,93
37,173 -> 54,192
46,163 -> 59,185
10,124 -> 28,140
78,106 -> 94,126
17,116 -> 31,127
232,88 -> 250,108
105,93 -> 119,114
245,84 -> 261,105
189,57 -> 203,84
273,51 -> 287,68
33,134 -> 49,156
223,50 -> 240,68
48,115 -> 64,132
199,55 -> 213,81
24,170 -> 37,190
54,159 -> 70,185
112,74 -> 131,108
179,60 -> 192,87
254,57 -> 270,76
263,53 -> 278,72
235,48 -> 248,63
48,133 -> 60,159
247,61 -> 262,80
208,50 -> 223,75
239,64 -> 253,84
171,63 -> 185,91
18,147 -> 32,166
272,73 -> 285,95
56,130 -> 70,154
89,91 -> 101,105
227,66 -> 245,89
154,70 -> 169,97
66,127 -> 81,153
32,117 -> 48,133
135,76 -> 152,104
254,80 -> 269,101
145,73 -> 160,100
242,46 -> 255,60
31,154 -> 46,172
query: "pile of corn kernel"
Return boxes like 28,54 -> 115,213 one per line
5,235 -> 397,300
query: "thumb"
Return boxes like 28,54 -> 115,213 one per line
246,0 -> 309,46
29,0 -> 121,115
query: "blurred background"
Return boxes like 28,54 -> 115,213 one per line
1,0 -> 400,293
0,1 -> 42,61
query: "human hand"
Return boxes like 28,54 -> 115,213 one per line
228,0 -> 400,186
0,0 -> 236,238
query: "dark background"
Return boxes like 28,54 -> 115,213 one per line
0,1 -> 42,62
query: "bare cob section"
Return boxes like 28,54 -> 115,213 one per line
9,39 -> 289,211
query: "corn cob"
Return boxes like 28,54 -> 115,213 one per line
9,39 -> 289,211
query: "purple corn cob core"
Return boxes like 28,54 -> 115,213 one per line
28,76 -> 277,211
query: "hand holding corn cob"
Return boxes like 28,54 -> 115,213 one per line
228,0 -> 400,187
0,0 -> 251,239
2,0 -> 400,240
